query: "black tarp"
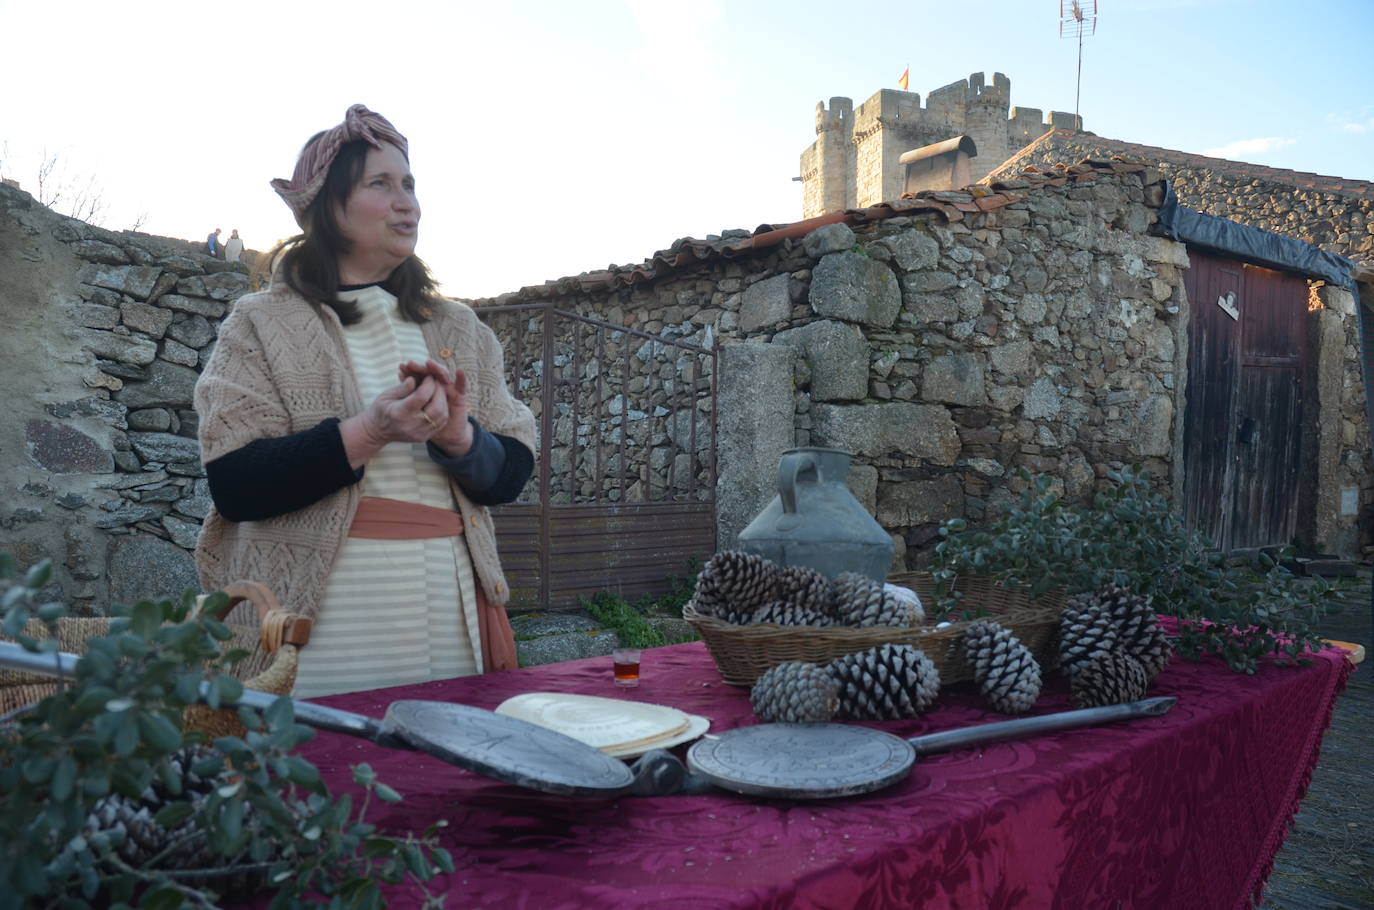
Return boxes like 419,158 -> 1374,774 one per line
1154,181 -> 1359,290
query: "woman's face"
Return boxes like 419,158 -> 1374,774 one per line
334,142 -> 420,284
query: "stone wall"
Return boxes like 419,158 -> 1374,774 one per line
4,152 -> 1367,614
476,162 -> 1333,569
801,72 -> 1081,218
477,305 -> 716,506
1002,132 -> 1374,556
0,182 -> 246,609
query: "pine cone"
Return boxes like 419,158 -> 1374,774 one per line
776,565 -> 836,619
833,572 -> 915,628
751,662 -> 840,723
828,644 -> 940,720
751,600 -> 833,627
1070,652 -> 1149,708
963,621 -> 1042,714
693,551 -> 780,622
1068,585 -> 1173,682
73,746 -> 272,897
1058,602 -> 1120,674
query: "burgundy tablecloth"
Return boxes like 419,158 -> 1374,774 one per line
253,639 -> 1351,910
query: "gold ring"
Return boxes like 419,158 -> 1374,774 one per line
421,412 -> 438,429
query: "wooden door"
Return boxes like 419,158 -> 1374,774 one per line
1182,252 -> 1309,550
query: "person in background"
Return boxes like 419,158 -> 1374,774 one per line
193,104 -> 535,698
224,228 -> 244,263
206,227 -> 222,258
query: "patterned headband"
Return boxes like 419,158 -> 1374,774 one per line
270,104 -> 409,228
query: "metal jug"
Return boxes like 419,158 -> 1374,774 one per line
736,447 -> 893,582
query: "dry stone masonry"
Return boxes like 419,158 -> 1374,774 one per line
1,181 -> 246,608
3,148 -> 1370,610
476,158 -> 1369,568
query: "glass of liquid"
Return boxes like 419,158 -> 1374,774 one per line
612,648 -> 641,687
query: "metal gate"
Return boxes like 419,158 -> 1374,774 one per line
1182,250 -> 1310,550
476,302 -> 717,609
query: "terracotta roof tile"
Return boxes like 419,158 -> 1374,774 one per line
472,158 -> 1151,306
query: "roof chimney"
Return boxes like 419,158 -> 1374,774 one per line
900,135 -> 978,194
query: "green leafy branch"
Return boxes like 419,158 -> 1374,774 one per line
0,554 -> 453,909
927,467 -> 1349,673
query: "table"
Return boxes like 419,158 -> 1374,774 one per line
282,639 -> 1352,910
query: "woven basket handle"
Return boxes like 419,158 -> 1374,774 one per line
195,581 -> 313,652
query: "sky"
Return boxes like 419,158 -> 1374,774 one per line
2,0 -> 1371,300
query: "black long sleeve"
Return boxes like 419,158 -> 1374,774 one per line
204,418 -> 361,522
206,417 -> 535,521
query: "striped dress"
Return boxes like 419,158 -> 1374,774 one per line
291,285 -> 481,698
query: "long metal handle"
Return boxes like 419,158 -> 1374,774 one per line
909,696 -> 1177,756
0,640 -> 389,743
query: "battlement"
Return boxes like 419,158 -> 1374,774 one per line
800,71 -> 1077,217
815,97 -> 854,134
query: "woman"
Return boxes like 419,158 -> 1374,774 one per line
194,105 -> 535,698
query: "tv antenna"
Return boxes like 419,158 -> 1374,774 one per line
1059,0 -> 1097,130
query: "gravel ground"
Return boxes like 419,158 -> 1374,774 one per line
1259,572 -> 1374,910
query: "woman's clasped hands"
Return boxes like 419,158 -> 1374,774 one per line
357,359 -> 474,457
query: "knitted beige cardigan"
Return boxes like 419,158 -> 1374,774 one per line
193,283 -> 536,627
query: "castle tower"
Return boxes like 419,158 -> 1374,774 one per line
799,72 -> 1082,218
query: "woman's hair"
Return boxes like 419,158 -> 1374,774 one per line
259,136 -> 438,325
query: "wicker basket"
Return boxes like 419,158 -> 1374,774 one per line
0,581 -> 312,738
684,572 -> 1065,688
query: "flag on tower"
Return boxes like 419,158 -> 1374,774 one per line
898,66 -> 909,90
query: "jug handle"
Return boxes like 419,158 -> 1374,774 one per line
778,450 -> 817,515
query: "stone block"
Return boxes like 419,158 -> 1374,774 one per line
174,479 -> 213,520
716,343 -> 796,550
809,251 -> 901,328
200,271 -> 250,301
71,239 -> 130,264
1136,394 -> 1173,457
107,534 -> 199,603
128,408 -> 173,432
80,329 -> 158,365
811,402 -> 960,464
128,431 -> 200,464
158,255 -> 202,277
772,320 -> 867,401
159,294 -> 226,319
1022,376 -> 1063,419
903,290 -> 959,324
739,274 -> 792,333
848,462 -> 879,516
120,301 -> 174,337
24,419 -> 114,473
114,360 -> 200,409
802,222 -> 855,258
67,304 -> 120,329
161,516 -> 201,549
159,338 -> 199,367
1017,293 -> 1047,324
903,271 -> 958,293
990,339 -> 1032,375
921,352 -> 987,406
877,474 -> 965,527
83,264 -> 162,299
166,314 -> 215,349
870,229 -> 940,271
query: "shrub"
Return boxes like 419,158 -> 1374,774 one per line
0,553 -> 452,909
927,467 -> 1349,674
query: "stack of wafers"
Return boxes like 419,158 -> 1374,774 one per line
495,692 -> 710,759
